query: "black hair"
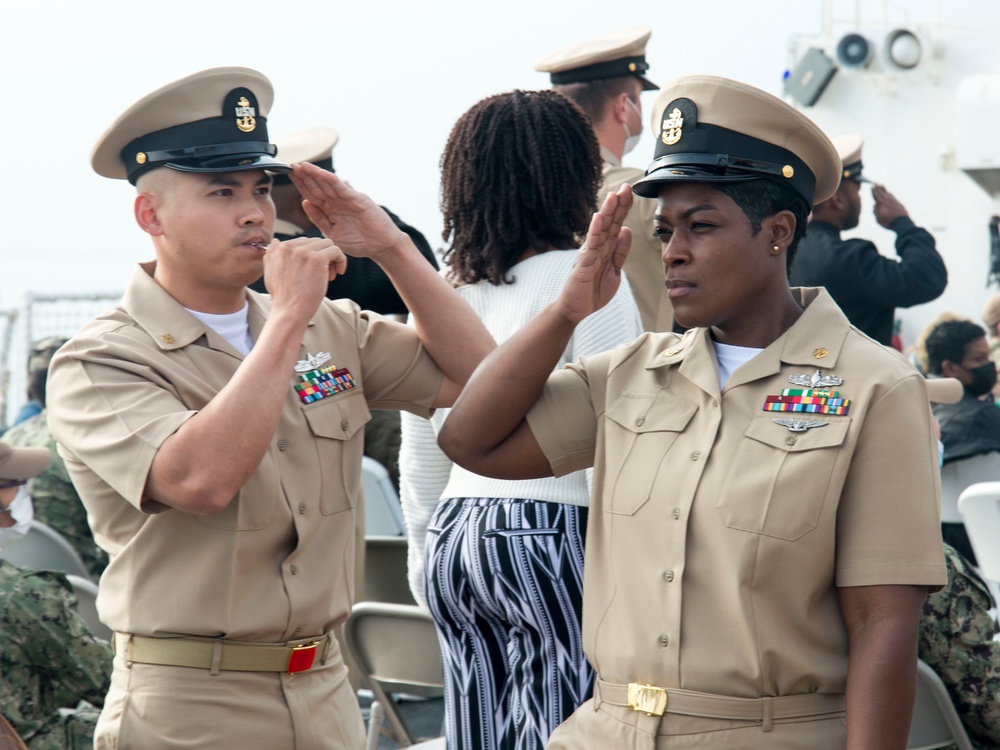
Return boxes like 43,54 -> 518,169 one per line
440,89 -> 602,286
715,179 -> 810,272
926,319 -> 987,375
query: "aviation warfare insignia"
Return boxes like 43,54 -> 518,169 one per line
772,418 -> 828,433
294,352 -> 332,373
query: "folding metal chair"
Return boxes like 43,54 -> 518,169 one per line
907,659 -> 975,750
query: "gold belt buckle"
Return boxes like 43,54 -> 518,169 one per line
627,682 -> 668,716
286,641 -> 320,674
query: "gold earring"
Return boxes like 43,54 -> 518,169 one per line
772,245 -> 781,254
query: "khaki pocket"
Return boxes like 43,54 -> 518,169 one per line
303,390 -> 372,516
604,391 -> 697,515
718,415 -> 850,540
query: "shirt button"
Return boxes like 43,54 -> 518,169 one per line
290,565 -> 298,575
785,436 -> 797,446
712,399 -> 719,407
292,627 -> 301,636
298,503 -> 306,515
277,440 -> 287,451
635,417 -> 646,427
341,420 -> 349,432
672,507 -> 681,520
690,451 -> 701,461
659,634 -> 669,648
663,570 -> 674,582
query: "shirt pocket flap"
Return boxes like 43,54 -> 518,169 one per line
606,391 -> 697,434
303,390 -> 372,441
745,416 -> 851,452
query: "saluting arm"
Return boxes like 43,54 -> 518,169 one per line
438,187 -> 634,480
292,163 -> 494,407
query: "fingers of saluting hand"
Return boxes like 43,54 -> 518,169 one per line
580,185 -> 634,267
289,162 -> 351,204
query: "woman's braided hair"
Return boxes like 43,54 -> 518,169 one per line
440,89 -> 602,286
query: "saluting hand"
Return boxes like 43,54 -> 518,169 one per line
556,185 -> 633,324
290,162 -> 408,260
871,184 -> 909,228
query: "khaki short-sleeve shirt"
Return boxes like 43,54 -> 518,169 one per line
47,262 -> 441,641
599,147 -> 672,332
527,288 -> 945,697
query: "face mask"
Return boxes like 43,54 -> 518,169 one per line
622,96 -> 642,156
0,484 -> 34,551
964,362 -> 998,398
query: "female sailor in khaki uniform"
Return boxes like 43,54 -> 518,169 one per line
439,75 -> 946,749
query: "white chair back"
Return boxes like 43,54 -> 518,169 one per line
907,659 -> 975,750
957,481 -> 1000,584
940,452 -> 1000,523
362,456 -> 407,536
0,521 -> 90,580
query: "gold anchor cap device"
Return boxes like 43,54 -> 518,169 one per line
91,67 -> 289,185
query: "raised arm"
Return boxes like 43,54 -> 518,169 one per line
438,186 -> 634,480
291,163 -> 494,407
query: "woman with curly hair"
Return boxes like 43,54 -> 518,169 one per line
399,89 -> 641,750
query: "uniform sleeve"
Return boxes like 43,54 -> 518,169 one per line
47,335 -> 196,511
835,374 -> 947,588
399,409 -> 453,611
9,571 -> 112,709
918,546 -> 1000,747
526,358 -> 603,477
355,311 -> 444,416
849,218 -> 947,308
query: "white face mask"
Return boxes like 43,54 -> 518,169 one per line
0,484 -> 34,551
622,96 -> 643,156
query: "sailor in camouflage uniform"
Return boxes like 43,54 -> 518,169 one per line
3,338 -> 107,580
0,440 -> 112,749
918,543 -> 1000,749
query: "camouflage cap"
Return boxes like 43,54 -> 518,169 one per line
28,337 -> 68,374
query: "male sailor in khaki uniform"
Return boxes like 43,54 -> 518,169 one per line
536,27 -> 673,332
46,67 -> 493,750
439,75 -> 946,748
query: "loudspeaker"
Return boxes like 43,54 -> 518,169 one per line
836,33 -> 874,68
884,28 -> 925,70
784,48 -> 838,107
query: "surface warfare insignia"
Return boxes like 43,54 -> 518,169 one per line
293,352 -> 356,404
788,369 -> 843,388
235,96 -> 257,133
773,418 -> 828,433
661,107 -> 684,146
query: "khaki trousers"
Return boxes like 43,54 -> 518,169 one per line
96,650 -> 364,750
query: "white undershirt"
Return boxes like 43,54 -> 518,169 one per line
713,340 -> 764,389
185,302 -> 253,356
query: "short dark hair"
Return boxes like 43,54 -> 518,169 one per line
440,89 -> 602,286
926,319 -> 987,375
554,76 -> 639,124
715,179 -> 810,272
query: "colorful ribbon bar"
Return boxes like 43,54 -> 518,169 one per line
295,364 -> 357,404
780,388 -> 839,398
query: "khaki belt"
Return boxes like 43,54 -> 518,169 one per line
597,680 -> 845,726
114,632 -> 331,675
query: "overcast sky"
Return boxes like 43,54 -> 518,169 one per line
1,0 -> 992,310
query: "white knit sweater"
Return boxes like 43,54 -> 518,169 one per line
399,249 -> 643,608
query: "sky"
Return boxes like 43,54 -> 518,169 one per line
1,0 -> 996,314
